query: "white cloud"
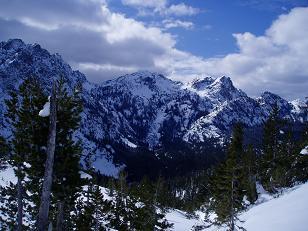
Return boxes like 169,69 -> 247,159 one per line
181,7 -> 308,100
122,0 -> 199,17
155,7 -> 308,99
121,0 -> 166,9
163,3 -> 199,16
163,19 -> 194,29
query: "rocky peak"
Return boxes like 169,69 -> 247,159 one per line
1,38 -> 25,51
190,76 -> 215,91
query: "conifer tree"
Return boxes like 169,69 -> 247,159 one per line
210,123 -> 246,230
258,104 -> 303,191
259,104 -> 281,192
242,144 -> 257,203
2,77 -> 49,230
0,136 -> 8,169
74,182 -> 112,231
0,182 -> 18,229
133,178 -> 172,230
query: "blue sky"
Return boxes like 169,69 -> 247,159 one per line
114,0 -> 308,57
0,0 -> 307,99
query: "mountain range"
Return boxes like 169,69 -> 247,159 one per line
0,39 -> 306,179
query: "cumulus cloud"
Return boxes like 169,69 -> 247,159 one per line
162,19 -> 194,29
206,7 -> 308,99
0,0 -> 307,99
0,0 -> 174,80
121,0 -> 199,17
121,0 -> 166,9
163,3 -> 200,16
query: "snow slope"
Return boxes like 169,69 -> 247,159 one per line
240,183 -> 308,231
165,182 -> 308,231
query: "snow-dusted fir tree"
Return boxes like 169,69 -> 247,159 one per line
1,77 -> 49,230
210,123 -> 246,230
0,136 -> 8,169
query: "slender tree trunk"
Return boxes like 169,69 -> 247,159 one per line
56,201 -> 64,231
230,172 -> 235,231
94,207 -> 99,231
37,82 -> 57,231
16,164 -> 23,231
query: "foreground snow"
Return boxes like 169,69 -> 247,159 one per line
240,183 -> 308,231
166,182 -> 308,231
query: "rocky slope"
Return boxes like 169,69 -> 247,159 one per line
0,39 -> 306,177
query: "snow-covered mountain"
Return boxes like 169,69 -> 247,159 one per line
0,39 -> 306,176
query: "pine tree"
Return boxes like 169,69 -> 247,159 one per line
2,77 -> 49,230
0,136 -> 9,169
259,104 -> 282,192
242,144 -> 257,203
108,171 -> 131,230
133,176 -> 173,230
210,123 -> 246,230
0,182 -> 18,229
258,104 -> 302,191
74,183 -> 112,231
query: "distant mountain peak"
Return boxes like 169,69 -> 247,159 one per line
190,76 -> 215,91
1,38 -> 25,50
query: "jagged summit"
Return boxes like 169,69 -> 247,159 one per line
190,76 -> 215,90
103,71 -> 181,100
0,39 -> 305,176
0,38 -> 87,90
186,75 -> 246,105
1,38 -> 24,50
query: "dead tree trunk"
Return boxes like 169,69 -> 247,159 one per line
16,163 -> 23,231
56,201 -> 64,231
37,82 -> 57,231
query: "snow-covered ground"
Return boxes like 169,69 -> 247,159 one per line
165,182 -> 308,231
240,183 -> 308,231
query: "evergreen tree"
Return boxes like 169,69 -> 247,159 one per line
210,123 -> 246,230
130,176 -> 172,230
2,77 -> 48,230
259,104 -> 302,191
74,183 -> 112,231
259,104 -> 282,192
242,144 -> 257,203
0,136 -> 9,168
292,97 -> 308,183
0,182 -> 19,230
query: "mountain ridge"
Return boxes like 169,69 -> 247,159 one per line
0,39 -> 306,178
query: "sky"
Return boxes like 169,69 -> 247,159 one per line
0,0 -> 307,100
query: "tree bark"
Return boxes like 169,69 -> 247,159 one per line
16,164 -> 23,231
37,82 -> 57,231
56,201 -> 64,231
